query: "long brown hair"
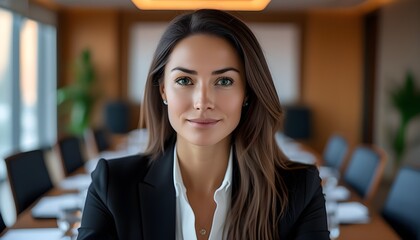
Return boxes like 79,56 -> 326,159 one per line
142,9 -> 291,239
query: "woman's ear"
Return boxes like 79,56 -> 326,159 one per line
243,96 -> 249,106
159,83 -> 167,101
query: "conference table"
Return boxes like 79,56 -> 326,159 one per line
336,181 -> 400,240
340,211 -> 400,240
7,182 -> 400,240
3,132 -> 400,240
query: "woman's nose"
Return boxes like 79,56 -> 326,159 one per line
193,84 -> 215,110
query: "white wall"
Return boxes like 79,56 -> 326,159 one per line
128,22 -> 300,104
248,23 -> 300,104
375,0 -> 420,176
129,23 -> 167,104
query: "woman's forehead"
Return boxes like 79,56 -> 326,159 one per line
165,34 -> 243,73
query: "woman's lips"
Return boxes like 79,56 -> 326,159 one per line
187,118 -> 220,127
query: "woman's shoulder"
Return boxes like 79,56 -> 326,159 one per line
277,163 -> 329,239
281,162 -> 320,178
92,154 -> 152,183
279,163 -> 322,195
106,154 -> 151,170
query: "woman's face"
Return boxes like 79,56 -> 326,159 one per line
160,34 -> 246,147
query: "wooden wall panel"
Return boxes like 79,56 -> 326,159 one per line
58,9 -> 120,127
302,12 -> 363,152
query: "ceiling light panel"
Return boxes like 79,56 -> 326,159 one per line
131,0 -> 271,11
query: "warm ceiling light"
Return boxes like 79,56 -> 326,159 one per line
131,0 -> 271,11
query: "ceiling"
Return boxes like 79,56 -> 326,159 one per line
49,0 -> 369,11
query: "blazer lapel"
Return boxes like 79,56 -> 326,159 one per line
138,146 -> 176,240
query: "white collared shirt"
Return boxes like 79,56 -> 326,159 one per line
173,145 -> 233,240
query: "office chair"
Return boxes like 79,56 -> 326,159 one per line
322,134 -> 349,172
84,127 -> 111,158
0,211 -> 6,234
104,100 -> 131,134
283,105 -> 311,140
382,166 -> 420,240
343,145 -> 386,204
5,149 -> 53,215
57,136 -> 86,176
91,128 -> 111,153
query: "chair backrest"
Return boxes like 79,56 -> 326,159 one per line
57,136 -> 85,176
93,128 -> 111,153
5,149 -> 53,215
382,167 -> 420,240
343,145 -> 386,203
323,134 -> 348,171
104,100 -> 131,134
0,212 -> 6,234
84,128 -> 111,158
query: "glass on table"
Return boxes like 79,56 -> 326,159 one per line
326,199 -> 340,240
319,166 -> 341,239
319,166 -> 340,194
57,207 -> 82,240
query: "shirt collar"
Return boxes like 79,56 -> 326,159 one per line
173,144 -> 233,197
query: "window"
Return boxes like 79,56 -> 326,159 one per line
0,7 -> 57,225
0,8 -> 13,172
19,19 -> 57,151
0,7 -> 57,179
20,19 -> 39,150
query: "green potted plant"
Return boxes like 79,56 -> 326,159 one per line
57,49 -> 96,136
390,72 -> 420,166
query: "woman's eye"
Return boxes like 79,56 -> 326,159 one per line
216,77 -> 233,86
175,77 -> 192,85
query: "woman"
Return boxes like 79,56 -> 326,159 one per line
78,9 -> 329,240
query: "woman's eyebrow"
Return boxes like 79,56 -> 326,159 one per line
212,67 -> 240,75
171,67 -> 197,74
171,67 -> 240,75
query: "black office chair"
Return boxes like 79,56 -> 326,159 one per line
84,127 -> 112,158
283,105 -> 311,140
92,128 -> 111,153
382,166 -> 420,240
104,100 -> 131,134
322,134 -> 348,172
343,145 -> 386,204
57,136 -> 86,176
5,149 -> 53,215
0,212 -> 6,234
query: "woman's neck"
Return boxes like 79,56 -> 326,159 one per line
176,137 -> 231,196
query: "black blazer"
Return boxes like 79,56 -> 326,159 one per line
77,145 -> 329,240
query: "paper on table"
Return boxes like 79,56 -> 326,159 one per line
0,228 -> 62,240
287,151 -> 317,165
337,202 -> 370,224
275,132 -> 316,165
59,174 -> 91,190
31,194 -> 81,219
85,159 -> 99,174
326,186 -> 350,201
319,166 -> 340,179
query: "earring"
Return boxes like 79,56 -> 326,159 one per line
163,100 -> 168,105
243,101 -> 249,107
